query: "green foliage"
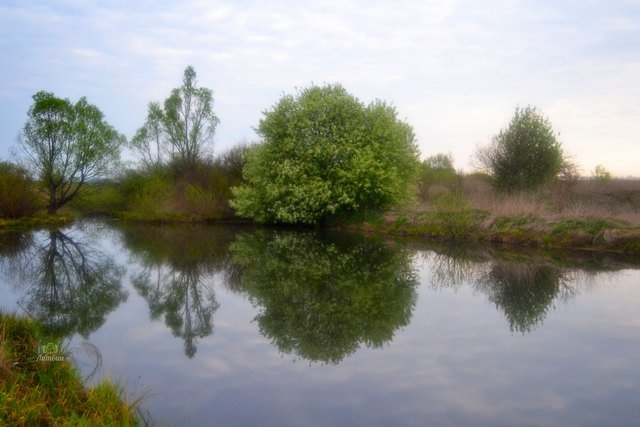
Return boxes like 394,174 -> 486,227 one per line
129,102 -> 165,170
593,164 -> 612,182
0,312 -> 139,425
120,169 -> 174,217
19,91 -> 124,213
228,230 -> 418,363
232,83 -> 419,225
476,106 -> 564,192
550,218 -> 619,235
132,66 -> 219,170
115,151 -> 247,221
70,182 -> 126,215
0,162 -> 41,218
417,153 -> 458,200
434,192 -> 484,240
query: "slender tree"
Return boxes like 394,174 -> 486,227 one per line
129,102 -> 165,170
133,66 -> 219,170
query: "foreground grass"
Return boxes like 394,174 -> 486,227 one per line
0,312 -> 140,426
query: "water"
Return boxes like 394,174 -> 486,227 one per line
1,220 -> 639,426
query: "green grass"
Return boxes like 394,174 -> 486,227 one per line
0,213 -> 73,231
0,312 -> 141,426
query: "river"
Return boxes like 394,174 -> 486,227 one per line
0,220 -> 638,426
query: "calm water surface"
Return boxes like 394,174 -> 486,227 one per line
0,220 -> 638,426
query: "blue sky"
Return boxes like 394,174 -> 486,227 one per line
1,0 -> 639,175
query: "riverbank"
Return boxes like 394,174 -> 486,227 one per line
0,312 -> 140,425
0,213 -> 73,231
338,207 -> 640,254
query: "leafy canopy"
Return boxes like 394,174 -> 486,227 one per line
476,106 -> 564,192
131,65 -> 219,170
19,91 -> 124,213
232,83 -> 419,224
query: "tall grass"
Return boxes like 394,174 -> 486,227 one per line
457,175 -> 640,226
74,145 -> 249,221
0,162 -> 41,219
0,312 -> 141,425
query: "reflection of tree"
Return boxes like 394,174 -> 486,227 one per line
228,230 -> 418,364
474,262 -> 574,333
0,231 -> 33,257
2,229 -> 126,338
425,244 -> 614,333
121,225 -> 238,358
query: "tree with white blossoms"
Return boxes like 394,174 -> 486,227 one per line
232,83 -> 419,225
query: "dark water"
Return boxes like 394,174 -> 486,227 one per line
0,220 -> 639,426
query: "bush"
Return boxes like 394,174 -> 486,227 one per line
232,84 -> 419,225
417,153 -> 458,200
0,162 -> 41,218
476,106 -> 564,192
434,192 -> 483,240
593,164 -> 612,182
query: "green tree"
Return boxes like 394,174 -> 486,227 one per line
417,153 -> 458,200
129,102 -> 165,171
133,66 -> 219,170
231,84 -> 419,225
593,164 -> 612,182
18,91 -> 124,213
476,106 -> 564,192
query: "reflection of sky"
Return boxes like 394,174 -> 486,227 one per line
1,224 -> 639,426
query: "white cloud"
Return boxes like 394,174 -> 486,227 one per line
0,0 -> 638,175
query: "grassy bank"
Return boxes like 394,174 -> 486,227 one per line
0,213 -> 74,231
72,151 -> 246,223
0,312 -> 140,426
339,177 -> 640,254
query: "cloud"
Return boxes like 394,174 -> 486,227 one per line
0,0 -> 639,175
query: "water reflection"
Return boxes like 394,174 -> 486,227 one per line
120,224 -> 239,358
0,227 -> 126,338
424,244 -> 630,333
228,230 -> 419,364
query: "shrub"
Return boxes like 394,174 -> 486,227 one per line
0,162 -> 41,218
434,192 -> 483,240
417,153 -> 458,200
593,164 -> 612,182
476,106 -> 564,192
232,84 -> 419,225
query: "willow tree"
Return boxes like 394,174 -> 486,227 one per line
232,84 -> 419,225
132,66 -> 219,170
19,91 -> 124,213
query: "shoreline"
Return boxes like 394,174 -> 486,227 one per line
3,210 -> 640,255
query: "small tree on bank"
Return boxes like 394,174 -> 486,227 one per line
131,66 -> 219,171
231,84 -> 419,225
417,153 -> 457,200
18,91 -> 124,213
476,106 -> 564,192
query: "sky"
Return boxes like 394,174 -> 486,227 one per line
0,0 -> 639,176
